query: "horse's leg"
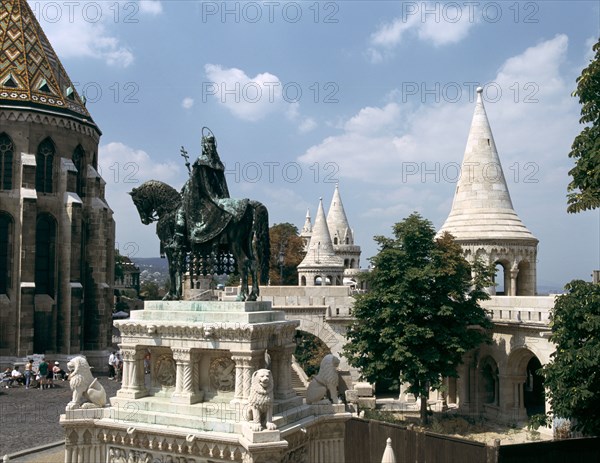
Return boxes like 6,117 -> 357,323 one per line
163,247 -> 175,300
231,241 -> 249,301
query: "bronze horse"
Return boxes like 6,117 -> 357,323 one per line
129,179 -> 270,301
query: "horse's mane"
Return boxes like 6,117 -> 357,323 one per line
133,180 -> 181,210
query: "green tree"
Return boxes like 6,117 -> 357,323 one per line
294,331 -> 331,377
343,213 -> 494,425
139,281 -> 161,300
269,223 -> 305,285
542,280 -> 600,436
567,38 -> 600,213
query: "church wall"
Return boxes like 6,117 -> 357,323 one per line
0,109 -> 113,359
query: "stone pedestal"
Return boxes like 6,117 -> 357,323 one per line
61,300 -> 351,463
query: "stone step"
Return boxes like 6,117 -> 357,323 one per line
128,310 -> 285,324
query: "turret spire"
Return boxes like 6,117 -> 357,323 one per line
327,183 -> 353,245
438,87 -> 537,241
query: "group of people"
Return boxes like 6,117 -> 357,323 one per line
0,357 -> 67,389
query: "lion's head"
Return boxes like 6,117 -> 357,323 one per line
247,368 -> 274,409
316,354 -> 340,387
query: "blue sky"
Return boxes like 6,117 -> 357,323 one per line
33,1 -> 599,289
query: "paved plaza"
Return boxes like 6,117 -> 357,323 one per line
0,374 -> 121,457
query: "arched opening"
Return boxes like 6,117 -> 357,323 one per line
293,330 -> 330,378
314,276 -> 322,286
0,212 -> 13,294
72,145 -> 85,197
493,261 -> 508,295
35,214 -> 57,296
36,138 -> 55,193
516,260 -> 532,296
345,237 -> 349,244
0,133 -> 14,190
325,275 -> 333,286
344,259 -> 349,268
300,275 -> 306,286
350,258 -> 356,268
479,356 -> 499,406
524,356 -> 545,417
333,237 -> 338,245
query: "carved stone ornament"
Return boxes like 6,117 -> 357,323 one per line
209,357 -> 235,392
155,355 -> 176,387
107,447 -> 196,463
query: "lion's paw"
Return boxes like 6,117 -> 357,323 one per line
265,422 -> 277,431
66,402 -> 79,411
249,423 -> 262,432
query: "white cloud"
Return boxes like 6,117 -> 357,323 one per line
204,64 -> 316,132
182,97 -> 195,109
368,2 -> 475,62
138,0 -> 163,15
32,2 -> 134,67
299,118 -> 317,133
300,35 -> 579,201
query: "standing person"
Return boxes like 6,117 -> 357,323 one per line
37,357 -> 48,389
24,359 -> 34,389
108,352 -> 116,380
46,360 -> 54,388
53,361 -> 66,381
114,351 -> 123,382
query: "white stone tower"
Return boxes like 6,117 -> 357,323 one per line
300,208 -> 312,252
326,184 -> 361,279
298,198 -> 344,286
438,88 -> 538,295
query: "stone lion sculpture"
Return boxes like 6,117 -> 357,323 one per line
306,354 -> 340,405
66,356 -> 107,410
245,369 -> 276,431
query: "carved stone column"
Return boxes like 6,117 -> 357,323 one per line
509,265 -> 519,296
274,344 -> 296,400
231,353 -> 247,402
241,354 -> 257,399
117,345 -> 148,399
172,348 -> 203,404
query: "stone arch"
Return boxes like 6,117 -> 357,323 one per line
0,132 -> 14,190
506,347 -> 545,417
493,259 -> 510,295
477,355 -> 499,406
36,137 -> 56,193
0,212 -> 13,295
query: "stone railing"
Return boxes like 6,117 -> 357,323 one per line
483,295 -> 556,326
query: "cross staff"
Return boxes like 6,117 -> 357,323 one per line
180,146 -> 190,174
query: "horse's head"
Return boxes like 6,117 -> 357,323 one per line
129,185 -> 157,225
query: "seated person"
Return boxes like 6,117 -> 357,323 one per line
1,367 -> 12,387
52,361 -> 66,381
11,365 -> 24,386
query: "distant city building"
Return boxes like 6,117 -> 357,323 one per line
0,0 -> 114,361
115,256 -> 141,296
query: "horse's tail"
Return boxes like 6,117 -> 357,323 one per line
253,202 -> 270,286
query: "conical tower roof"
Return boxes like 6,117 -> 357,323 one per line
298,198 -> 344,268
438,88 -> 537,243
0,0 -> 96,126
327,184 -> 353,245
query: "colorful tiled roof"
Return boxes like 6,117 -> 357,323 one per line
0,0 -> 94,123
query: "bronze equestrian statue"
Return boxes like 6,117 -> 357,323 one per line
129,129 -> 270,301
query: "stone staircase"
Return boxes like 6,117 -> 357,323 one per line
291,357 -> 309,398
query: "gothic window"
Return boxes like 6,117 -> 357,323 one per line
0,213 -> 13,294
0,133 -> 14,190
36,138 -> 55,193
35,214 -> 56,296
72,145 -> 85,196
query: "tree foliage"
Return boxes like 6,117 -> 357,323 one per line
268,223 -> 306,285
343,213 -> 494,424
567,38 -> 600,213
294,331 -> 331,378
542,280 -> 600,436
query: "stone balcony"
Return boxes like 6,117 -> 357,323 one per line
483,295 -> 557,327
